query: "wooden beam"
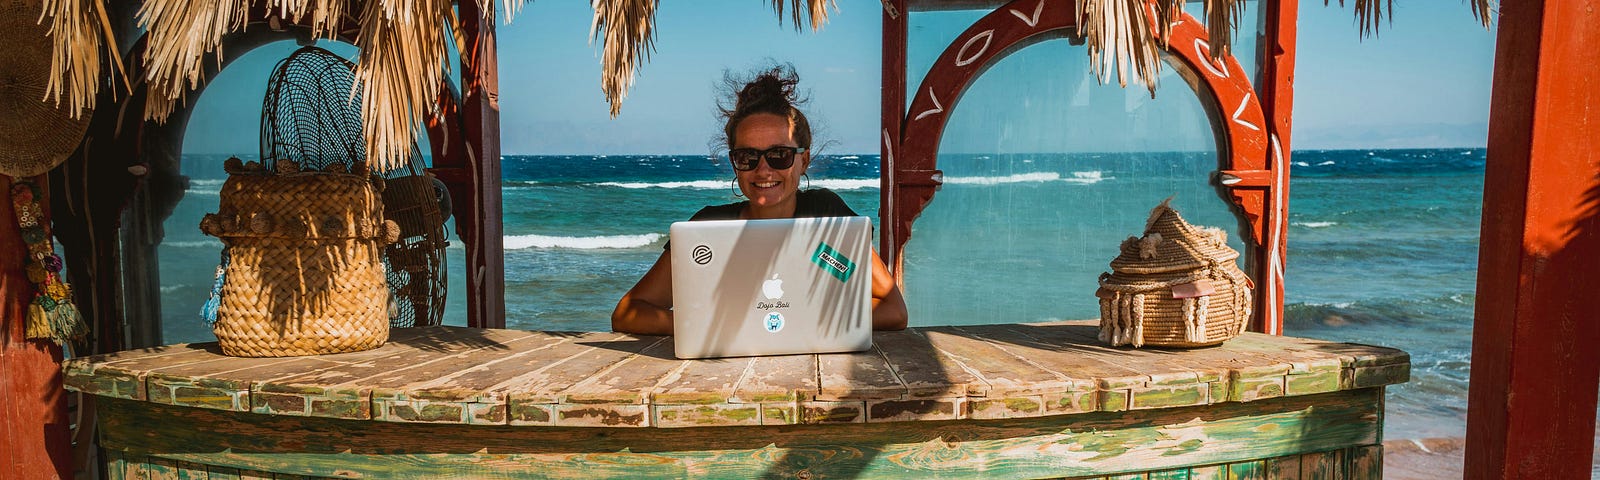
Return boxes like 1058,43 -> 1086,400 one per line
1253,0 -> 1299,336
1465,0 -> 1600,477
453,0 -> 506,329
1,174 -> 71,478
881,0 -> 907,277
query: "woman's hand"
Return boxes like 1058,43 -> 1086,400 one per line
869,249 -> 909,330
611,251 -> 675,335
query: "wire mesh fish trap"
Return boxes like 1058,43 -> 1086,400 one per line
257,45 -> 449,329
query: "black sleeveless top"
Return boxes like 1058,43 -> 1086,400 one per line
664,188 -> 859,250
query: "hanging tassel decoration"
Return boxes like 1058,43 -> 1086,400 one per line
201,249 -> 230,326
11,180 -> 87,345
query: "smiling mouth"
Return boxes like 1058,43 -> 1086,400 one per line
752,181 -> 780,189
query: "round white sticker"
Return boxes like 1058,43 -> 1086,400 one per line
762,312 -> 785,333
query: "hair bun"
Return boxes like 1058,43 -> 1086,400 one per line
735,67 -> 799,115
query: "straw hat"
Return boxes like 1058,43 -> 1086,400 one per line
1108,197 -> 1239,274
0,0 -> 91,178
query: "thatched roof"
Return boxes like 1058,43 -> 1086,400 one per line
41,0 -> 1491,172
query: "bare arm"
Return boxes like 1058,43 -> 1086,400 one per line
869,249 -> 908,330
612,251 -> 675,335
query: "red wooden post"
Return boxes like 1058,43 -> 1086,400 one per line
880,0 -> 907,276
1464,0 -> 1600,477
1252,0 -> 1297,336
439,0 -> 505,329
1,175 -> 71,479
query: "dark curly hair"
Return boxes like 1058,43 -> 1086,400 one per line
716,64 -> 812,152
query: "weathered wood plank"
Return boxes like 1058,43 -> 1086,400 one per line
964,324 -> 1162,413
474,332 -> 657,427
1299,450 -> 1341,479
1226,459 -> 1265,479
1262,454 -> 1301,480
873,328 -> 977,398
256,328 -> 546,423
555,336 -> 676,405
98,388 -> 1384,479
739,355 -> 818,425
1345,445 -> 1381,479
816,344 -> 906,402
1189,465 -> 1225,480
648,355 -> 759,427
919,326 -> 1075,419
367,331 -> 583,425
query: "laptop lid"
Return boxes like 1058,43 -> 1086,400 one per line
669,216 -> 873,359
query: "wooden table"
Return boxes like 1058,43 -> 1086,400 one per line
64,321 -> 1408,479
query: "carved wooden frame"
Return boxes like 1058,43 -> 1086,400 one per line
884,0 -> 1287,332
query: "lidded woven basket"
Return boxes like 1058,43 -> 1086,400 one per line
1096,199 -> 1253,348
200,159 -> 400,357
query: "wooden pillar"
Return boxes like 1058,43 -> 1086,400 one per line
1,174 -> 72,479
880,0 -> 907,276
437,0 -> 505,329
1465,0 -> 1600,477
1252,0 -> 1298,336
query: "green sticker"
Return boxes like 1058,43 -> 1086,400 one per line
811,243 -> 856,283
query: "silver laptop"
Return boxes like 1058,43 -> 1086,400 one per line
669,216 -> 874,359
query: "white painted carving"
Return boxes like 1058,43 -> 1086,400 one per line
1267,133 -> 1285,335
1193,39 -> 1228,78
914,88 -> 944,121
955,30 -> 994,67
1232,93 -> 1261,131
1009,0 -> 1044,27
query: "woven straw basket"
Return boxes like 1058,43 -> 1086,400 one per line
200,160 -> 400,357
1096,199 -> 1253,348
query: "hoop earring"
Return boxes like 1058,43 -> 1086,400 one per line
731,177 -> 744,198
803,173 -> 811,190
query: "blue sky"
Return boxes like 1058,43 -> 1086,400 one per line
184,1 -> 1495,155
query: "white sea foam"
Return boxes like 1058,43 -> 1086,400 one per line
943,171 -> 1107,186
596,180 -> 726,189
505,233 -> 663,250
944,172 -> 1061,185
160,285 -> 188,294
1317,161 -> 1336,166
163,240 -> 224,249
810,179 -> 879,190
1293,161 -> 1310,167
838,155 -> 860,160
1293,221 -> 1338,228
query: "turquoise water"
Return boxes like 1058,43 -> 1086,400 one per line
159,148 -> 1483,440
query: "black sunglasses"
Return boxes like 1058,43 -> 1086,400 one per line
729,146 -> 807,171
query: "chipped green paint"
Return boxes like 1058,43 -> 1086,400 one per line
384,403 -> 463,423
657,405 -> 761,427
1003,396 -> 1042,413
1226,459 -> 1264,479
95,389 -> 1386,480
1099,389 -> 1130,411
1352,364 -> 1410,389
1286,368 -> 1341,396
761,405 -> 799,425
1131,384 -> 1208,410
309,398 -> 370,419
507,402 -> 552,425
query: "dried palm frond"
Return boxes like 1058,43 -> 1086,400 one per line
42,0 -> 128,118
354,0 -> 451,172
589,0 -> 835,117
264,0 -> 349,39
1076,0 -> 1163,95
773,0 -> 835,31
1329,0 -> 1495,37
137,0 -> 250,122
590,0 -> 656,118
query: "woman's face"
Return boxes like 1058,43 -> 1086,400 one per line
732,113 -> 809,216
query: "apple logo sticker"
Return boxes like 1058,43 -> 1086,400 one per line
762,274 -> 784,300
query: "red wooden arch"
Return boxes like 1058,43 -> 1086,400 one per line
885,0 -> 1287,333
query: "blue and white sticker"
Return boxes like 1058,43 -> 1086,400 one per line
762,312 -> 785,333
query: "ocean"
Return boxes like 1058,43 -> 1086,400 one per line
159,148 -> 1483,441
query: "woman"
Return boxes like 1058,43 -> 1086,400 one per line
611,65 -> 908,335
